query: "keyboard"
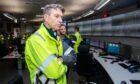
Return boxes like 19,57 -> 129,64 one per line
119,63 -> 129,69
130,80 -> 140,84
101,56 -> 115,60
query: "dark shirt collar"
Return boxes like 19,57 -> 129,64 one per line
43,23 -> 57,39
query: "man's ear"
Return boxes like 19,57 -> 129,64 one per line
44,14 -> 48,21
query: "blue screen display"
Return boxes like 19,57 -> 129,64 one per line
107,43 -> 120,55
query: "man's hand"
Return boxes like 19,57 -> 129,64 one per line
57,57 -> 63,62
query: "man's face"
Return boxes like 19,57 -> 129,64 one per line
44,8 -> 63,31
60,26 -> 66,35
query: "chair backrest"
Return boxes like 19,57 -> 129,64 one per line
78,44 -> 90,53
76,45 -> 94,75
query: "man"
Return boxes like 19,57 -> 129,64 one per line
25,4 -> 68,84
73,26 -> 82,54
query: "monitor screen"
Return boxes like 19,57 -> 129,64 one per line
107,42 -> 120,55
119,44 -> 132,59
85,38 -> 91,45
90,40 -> 99,48
81,38 -> 91,45
131,46 -> 140,63
99,41 -> 105,49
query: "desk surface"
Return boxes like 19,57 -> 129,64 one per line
2,50 -> 24,76
92,51 -> 140,84
2,51 -> 22,59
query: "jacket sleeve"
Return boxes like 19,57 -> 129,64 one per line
26,36 -> 67,79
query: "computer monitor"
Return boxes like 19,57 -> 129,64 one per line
94,40 -> 99,48
99,41 -> 105,49
81,38 -> 91,45
86,38 -> 91,45
90,40 -> 99,48
107,42 -> 120,55
131,46 -> 140,63
119,44 -> 132,60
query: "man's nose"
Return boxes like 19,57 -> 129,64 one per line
59,17 -> 63,24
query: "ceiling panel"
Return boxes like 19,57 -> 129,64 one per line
0,0 -> 100,22
0,0 -> 139,23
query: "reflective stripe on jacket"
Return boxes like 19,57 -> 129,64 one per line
25,23 -> 67,84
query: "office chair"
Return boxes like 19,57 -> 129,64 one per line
76,44 -> 96,84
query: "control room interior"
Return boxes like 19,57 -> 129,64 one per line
0,0 -> 140,84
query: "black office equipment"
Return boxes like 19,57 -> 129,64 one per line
82,38 -> 91,45
119,43 -> 132,60
99,41 -> 108,56
111,60 -> 119,64
131,46 -> 140,63
99,41 -> 105,49
101,56 -> 115,60
130,80 -> 140,84
99,51 -> 108,56
90,40 -> 100,48
110,61 -> 115,64
119,63 -> 129,69
76,44 -> 96,83
128,64 -> 140,73
121,81 -> 126,84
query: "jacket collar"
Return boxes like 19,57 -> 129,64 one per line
43,23 -> 57,40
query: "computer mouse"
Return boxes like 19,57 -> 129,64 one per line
121,81 -> 126,84
104,59 -> 107,62
111,60 -> 116,64
110,61 -> 114,64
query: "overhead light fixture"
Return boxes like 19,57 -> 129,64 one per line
94,0 -> 110,10
20,18 -> 26,21
41,7 -> 44,10
72,16 -> 82,21
3,13 -> 17,23
82,10 -> 95,17
14,19 -> 18,23
3,13 -> 15,20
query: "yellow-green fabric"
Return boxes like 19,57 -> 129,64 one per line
25,23 -> 67,84
73,31 -> 82,54
66,34 -> 70,39
0,34 -> 4,44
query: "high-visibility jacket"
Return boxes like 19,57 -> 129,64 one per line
0,34 -> 4,44
25,23 -> 67,84
73,31 -> 82,54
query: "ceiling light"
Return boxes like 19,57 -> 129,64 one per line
41,7 -> 44,10
14,19 -> 18,23
94,0 -> 110,10
20,18 -> 26,21
72,16 -> 82,21
82,10 -> 95,17
3,13 -> 15,20
3,13 -> 17,23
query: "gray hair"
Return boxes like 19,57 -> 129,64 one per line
43,4 -> 65,15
